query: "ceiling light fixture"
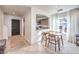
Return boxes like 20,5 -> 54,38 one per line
12,12 -> 15,15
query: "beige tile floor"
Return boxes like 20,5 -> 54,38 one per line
5,35 -> 30,53
9,44 -> 55,54
5,35 -> 79,54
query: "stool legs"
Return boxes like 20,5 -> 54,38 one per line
61,35 -> 63,46
58,39 -> 60,51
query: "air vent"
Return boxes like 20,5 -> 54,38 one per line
57,9 -> 63,12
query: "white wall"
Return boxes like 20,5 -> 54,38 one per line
4,15 -> 22,37
3,25 -> 8,39
25,7 -> 31,44
24,6 -> 51,44
31,7 -> 51,44
0,8 -> 4,39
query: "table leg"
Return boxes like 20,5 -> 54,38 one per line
58,36 -> 60,51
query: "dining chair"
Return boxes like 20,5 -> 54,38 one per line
41,32 -> 50,47
41,32 -> 47,46
47,33 -> 60,51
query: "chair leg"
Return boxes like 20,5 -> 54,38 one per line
47,39 -> 50,48
58,38 -> 60,51
55,37 -> 56,52
45,38 -> 47,47
41,36 -> 43,44
61,35 -> 63,46
55,43 -> 56,52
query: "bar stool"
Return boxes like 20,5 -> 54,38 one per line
47,33 -> 60,51
41,32 -> 50,47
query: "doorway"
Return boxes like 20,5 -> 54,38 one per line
12,19 -> 20,35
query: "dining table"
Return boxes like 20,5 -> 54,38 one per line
41,31 -> 63,51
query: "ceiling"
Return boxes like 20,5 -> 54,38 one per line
31,5 -> 79,14
0,5 -> 79,17
0,5 -> 29,17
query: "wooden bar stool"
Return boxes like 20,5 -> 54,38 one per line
47,33 -> 60,51
41,32 -> 49,46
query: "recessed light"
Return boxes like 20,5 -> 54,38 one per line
12,12 -> 15,14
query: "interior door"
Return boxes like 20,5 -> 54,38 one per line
12,19 -> 20,35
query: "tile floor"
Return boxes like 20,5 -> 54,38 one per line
5,35 -> 30,53
5,35 -> 79,54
